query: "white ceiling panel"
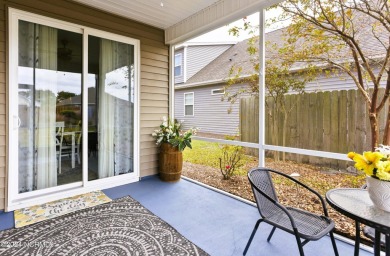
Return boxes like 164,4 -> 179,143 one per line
73,0 -> 219,30
72,0 -> 283,44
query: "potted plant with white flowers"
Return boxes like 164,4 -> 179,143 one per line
152,117 -> 197,182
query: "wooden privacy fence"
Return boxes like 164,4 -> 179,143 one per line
240,89 -> 389,168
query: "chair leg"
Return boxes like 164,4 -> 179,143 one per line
59,154 -> 62,174
374,230 -> 381,256
329,232 -> 339,256
243,219 -> 263,256
293,227 -> 305,256
354,221 -> 360,256
267,226 -> 277,242
59,145 -> 63,174
301,239 -> 309,246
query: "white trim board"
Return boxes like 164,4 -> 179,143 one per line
193,136 -> 350,162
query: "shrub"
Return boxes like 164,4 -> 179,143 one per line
219,144 -> 244,180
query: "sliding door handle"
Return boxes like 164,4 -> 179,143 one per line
13,116 -> 21,129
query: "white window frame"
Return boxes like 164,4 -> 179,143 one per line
174,53 -> 182,77
7,8 -> 140,211
184,92 -> 194,116
211,88 -> 225,95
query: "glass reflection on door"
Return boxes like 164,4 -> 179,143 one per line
87,35 -> 134,181
18,20 -> 83,193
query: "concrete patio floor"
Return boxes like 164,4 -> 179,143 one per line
0,175 -> 374,255
104,176 -> 373,256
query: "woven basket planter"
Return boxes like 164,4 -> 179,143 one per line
159,143 -> 183,182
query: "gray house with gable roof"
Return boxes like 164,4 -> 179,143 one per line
174,42 -> 236,84
174,26 -> 388,137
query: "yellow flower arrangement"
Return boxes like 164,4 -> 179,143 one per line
348,146 -> 390,181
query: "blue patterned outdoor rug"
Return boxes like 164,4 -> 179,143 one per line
0,196 -> 209,256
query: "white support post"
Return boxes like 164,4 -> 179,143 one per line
258,9 -> 266,167
82,31 -> 89,185
169,45 -> 175,120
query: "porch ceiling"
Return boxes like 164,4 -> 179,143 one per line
72,0 -> 283,44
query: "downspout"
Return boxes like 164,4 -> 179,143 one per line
258,9 -> 266,167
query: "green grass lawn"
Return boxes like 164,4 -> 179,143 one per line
183,139 -> 257,175
183,139 -> 365,195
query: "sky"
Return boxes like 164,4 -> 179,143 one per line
188,12 -> 260,43
188,8 -> 289,43
19,67 -> 132,101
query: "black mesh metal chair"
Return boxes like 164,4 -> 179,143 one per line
243,168 -> 339,256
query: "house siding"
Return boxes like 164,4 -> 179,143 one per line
174,48 -> 184,84
0,0 -> 169,210
175,84 -> 241,136
304,68 -> 388,92
186,45 -> 232,81
174,69 -> 388,143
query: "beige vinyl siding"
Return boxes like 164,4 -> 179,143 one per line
1,0 -> 169,209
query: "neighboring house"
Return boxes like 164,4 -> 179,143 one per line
174,42 -> 235,84
56,88 -> 97,128
1,0 -> 263,213
175,83 -> 242,136
175,39 -> 250,136
173,42 -> 237,136
175,27 -> 388,136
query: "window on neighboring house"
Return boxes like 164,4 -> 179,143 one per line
184,92 -> 194,116
211,88 -> 225,95
174,53 -> 182,76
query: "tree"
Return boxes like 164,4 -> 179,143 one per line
273,0 -> 390,150
225,20 -> 314,160
56,91 -> 76,103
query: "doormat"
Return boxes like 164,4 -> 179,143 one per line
1,196 -> 209,256
14,190 -> 112,228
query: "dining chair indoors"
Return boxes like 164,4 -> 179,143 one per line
61,132 -> 81,165
55,122 -> 81,173
55,122 -> 65,174
244,168 -> 339,256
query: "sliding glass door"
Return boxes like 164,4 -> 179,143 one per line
8,8 -> 139,210
87,35 -> 134,181
18,21 -> 83,193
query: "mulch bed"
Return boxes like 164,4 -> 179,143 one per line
182,160 -> 372,246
